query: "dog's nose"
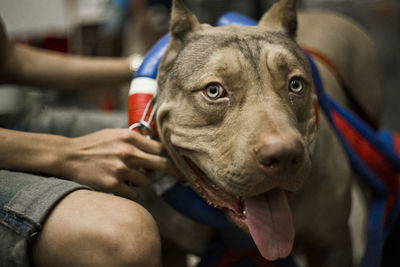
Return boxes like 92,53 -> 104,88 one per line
254,136 -> 304,173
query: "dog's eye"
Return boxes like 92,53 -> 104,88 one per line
204,83 -> 226,100
289,79 -> 304,94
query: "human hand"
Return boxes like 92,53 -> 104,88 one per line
58,129 -> 182,200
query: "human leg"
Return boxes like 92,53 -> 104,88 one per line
29,190 -> 161,267
0,170 -> 161,267
0,170 -> 90,266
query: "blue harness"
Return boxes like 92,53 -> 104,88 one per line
132,12 -> 400,267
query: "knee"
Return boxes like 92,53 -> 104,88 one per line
94,199 -> 162,267
31,190 -> 161,267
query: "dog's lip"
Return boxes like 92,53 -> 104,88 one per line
183,156 -> 245,218
183,156 -> 296,219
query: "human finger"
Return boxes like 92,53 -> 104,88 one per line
125,130 -> 164,155
113,183 -> 139,201
122,168 -> 150,187
127,150 -> 183,179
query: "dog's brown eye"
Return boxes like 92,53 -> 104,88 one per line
289,79 -> 303,93
204,83 -> 226,100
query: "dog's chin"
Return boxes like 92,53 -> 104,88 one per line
182,155 -> 300,260
183,156 -> 246,220
182,156 -> 294,229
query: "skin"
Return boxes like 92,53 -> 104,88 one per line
0,20 -> 131,91
0,17 -> 178,266
155,0 -> 382,265
30,190 -> 162,267
0,128 -> 180,201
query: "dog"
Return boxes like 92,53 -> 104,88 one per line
153,0 -> 383,265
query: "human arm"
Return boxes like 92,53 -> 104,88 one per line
0,18 -> 132,91
0,19 -> 182,200
0,128 -> 181,200
1,44 -> 132,91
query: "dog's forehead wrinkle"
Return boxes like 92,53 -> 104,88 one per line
265,45 -> 306,78
166,29 -> 308,91
205,50 -> 244,79
268,49 -> 289,71
165,26 -> 306,72
233,39 -> 262,81
177,29 -> 277,61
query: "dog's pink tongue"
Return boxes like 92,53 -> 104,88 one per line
244,188 -> 294,261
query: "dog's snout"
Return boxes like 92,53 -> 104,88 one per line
254,136 -> 304,173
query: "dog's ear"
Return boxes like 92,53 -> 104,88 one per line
258,0 -> 297,38
170,0 -> 200,43
161,0 -> 200,69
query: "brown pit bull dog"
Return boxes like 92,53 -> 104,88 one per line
155,0 -> 383,265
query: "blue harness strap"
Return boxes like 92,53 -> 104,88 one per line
305,52 -> 400,267
133,10 -> 400,267
218,12 -> 400,266
132,11 -> 296,267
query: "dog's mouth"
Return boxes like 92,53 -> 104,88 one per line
184,156 -> 246,219
183,156 -> 295,261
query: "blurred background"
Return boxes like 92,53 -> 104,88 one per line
0,0 -> 399,130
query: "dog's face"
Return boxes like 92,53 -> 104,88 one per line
156,0 -> 317,260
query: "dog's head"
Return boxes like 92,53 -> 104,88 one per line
156,0 -> 317,260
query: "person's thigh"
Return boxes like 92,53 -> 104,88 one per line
0,170 -> 90,267
30,190 -> 162,267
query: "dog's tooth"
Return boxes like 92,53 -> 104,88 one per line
242,209 -> 247,217
207,200 -> 217,208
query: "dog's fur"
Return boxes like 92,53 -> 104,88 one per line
154,0 -> 383,265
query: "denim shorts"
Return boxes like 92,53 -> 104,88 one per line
0,170 -> 90,267
0,105 -> 126,266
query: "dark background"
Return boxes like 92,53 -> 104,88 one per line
0,0 -> 399,131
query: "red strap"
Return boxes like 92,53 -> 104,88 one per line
302,46 -> 378,129
332,110 -> 400,224
302,47 -> 347,87
128,93 -> 158,138
393,133 -> 400,156
304,46 -> 400,224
